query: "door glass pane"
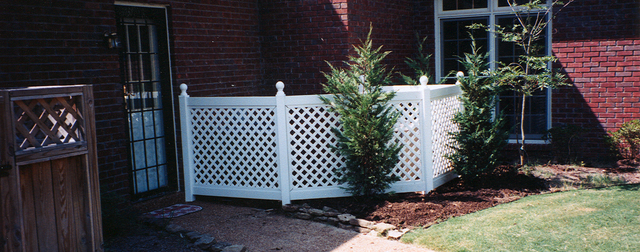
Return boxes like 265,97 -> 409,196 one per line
136,170 -> 148,193
139,25 -> 150,53
130,112 -> 143,140
154,110 -> 164,136
158,165 -> 168,187
145,139 -> 156,167
143,111 -> 155,139
156,138 -> 166,164
147,167 -> 158,191
133,141 -> 146,169
126,24 -> 138,53
152,82 -> 163,109
141,54 -> 152,82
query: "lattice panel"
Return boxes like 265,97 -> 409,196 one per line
391,102 -> 423,182
287,105 -> 344,188
430,96 -> 460,177
13,96 -> 85,151
190,107 -> 279,189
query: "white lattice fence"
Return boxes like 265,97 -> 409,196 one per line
429,86 -> 462,187
287,105 -> 342,189
392,101 -> 423,182
190,107 -> 279,189
179,81 -> 461,204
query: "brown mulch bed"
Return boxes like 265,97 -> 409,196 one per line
296,162 -> 640,229
297,165 -> 547,228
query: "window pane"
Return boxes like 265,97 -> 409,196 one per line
497,15 -> 548,63
443,0 -> 488,11
443,1 -> 457,11
441,18 -> 488,76
499,0 -> 547,7
497,89 -> 548,139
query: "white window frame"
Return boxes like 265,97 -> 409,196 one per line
434,0 -> 553,144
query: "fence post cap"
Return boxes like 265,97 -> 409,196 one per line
276,81 -> 285,96
455,71 -> 464,85
179,83 -> 189,97
419,76 -> 429,86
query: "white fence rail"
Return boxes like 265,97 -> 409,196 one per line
179,78 -> 461,205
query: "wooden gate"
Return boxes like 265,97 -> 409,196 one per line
0,85 -> 102,252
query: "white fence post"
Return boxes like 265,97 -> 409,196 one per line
418,76 -> 435,192
179,84 -> 195,202
275,81 -> 292,205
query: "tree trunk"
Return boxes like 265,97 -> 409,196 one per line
520,93 -> 526,166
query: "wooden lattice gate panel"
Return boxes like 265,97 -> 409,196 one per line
14,96 -> 85,150
0,85 -> 102,252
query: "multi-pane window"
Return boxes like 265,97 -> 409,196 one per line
435,0 -> 552,140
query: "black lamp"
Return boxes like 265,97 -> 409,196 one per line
104,32 -> 121,49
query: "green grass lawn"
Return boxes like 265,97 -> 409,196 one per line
402,184 -> 640,252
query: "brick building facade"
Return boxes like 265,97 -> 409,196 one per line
1,0 -> 638,201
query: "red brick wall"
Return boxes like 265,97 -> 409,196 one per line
347,0 -> 417,84
259,0 -> 422,95
0,1 -> 132,196
552,0 -> 640,159
258,0 -> 350,95
169,0 -> 262,97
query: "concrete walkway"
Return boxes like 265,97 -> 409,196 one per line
169,201 -> 436,252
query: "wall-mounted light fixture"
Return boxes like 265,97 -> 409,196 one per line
104,32 -> 121,49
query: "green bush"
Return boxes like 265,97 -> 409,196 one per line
446,39 -> 509,182
606,119 -> 640,161
399,35 -> 433,85
320,27 -> 401,197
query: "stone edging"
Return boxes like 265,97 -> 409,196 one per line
282,203 -> 410,240
140,217 -> 247,252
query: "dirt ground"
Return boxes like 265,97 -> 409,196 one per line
103,162 -> 639,252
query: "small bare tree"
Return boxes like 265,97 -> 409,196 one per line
471,0 -> 573,165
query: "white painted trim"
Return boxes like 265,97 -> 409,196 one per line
114,1 -> 168,8
508,139 -> 548,145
